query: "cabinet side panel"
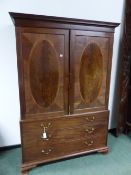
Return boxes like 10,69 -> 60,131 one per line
15,27 -> 26,118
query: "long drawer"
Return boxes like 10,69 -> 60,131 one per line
21,111 -> 109,163
22,110 -> 108,130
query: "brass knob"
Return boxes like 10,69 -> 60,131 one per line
41,148 -> 52,155
84,140 -> 94,146
85,127 -> 95,134
86,116 -> 95,122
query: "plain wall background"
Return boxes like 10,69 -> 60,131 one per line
0,0 -> 124,147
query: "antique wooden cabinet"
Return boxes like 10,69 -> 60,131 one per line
9,12 -> 118,174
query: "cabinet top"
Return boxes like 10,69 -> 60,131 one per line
9,12 -> 119,32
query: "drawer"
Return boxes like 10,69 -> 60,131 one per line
21,110 -> 108,130
22,134 -> 106,163
40,123 -> 107,142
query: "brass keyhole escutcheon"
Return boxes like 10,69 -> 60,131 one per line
40,123 -> 52,140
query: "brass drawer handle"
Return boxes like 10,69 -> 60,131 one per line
84,140 -> 94,146
86,116 -> 95,122
41,148 -> 52,155
41,123 -> 52,129
85,127 -> 95,134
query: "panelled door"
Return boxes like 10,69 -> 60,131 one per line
19,28 -> 69,117
70,30 -> 112,114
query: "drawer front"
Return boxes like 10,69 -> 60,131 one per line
46,123 -> 107,142
22,135 -> 106,163
21,110 -> 108,130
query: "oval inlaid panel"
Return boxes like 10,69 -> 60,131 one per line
79,43 -> 103,104
29,40 -> 59,108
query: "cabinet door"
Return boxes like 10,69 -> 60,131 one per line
18,28 -> 69,117
70,30 -> 113,114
